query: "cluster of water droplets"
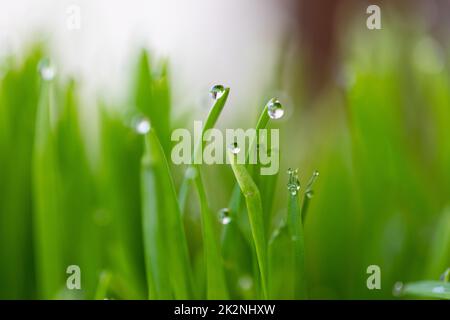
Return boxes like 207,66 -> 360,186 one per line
267,98 -> 284,120
218,208 -> 231,225
38,58 -> 56,81
287,168 -> 301,196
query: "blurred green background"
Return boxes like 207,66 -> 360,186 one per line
0,1 -> 449,299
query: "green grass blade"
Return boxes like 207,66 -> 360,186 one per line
399,281 -> 450,300
426,208 -> 450,278
227,98 -> 274,235
0,50 -> 41,299
183,88 -> 230,299
32,77 -> 64,299
193,169 -> 229,299
301,171 -> 319,224
134,50 -> 171,154
141,128 -> 194,299
287,180 -> 307,299
178,87 -> 230,212
228,151 -> 268,299
98,109 -> 147,299
268,222 -> 295,298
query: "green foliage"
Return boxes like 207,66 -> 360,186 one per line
1,27 -> 450,300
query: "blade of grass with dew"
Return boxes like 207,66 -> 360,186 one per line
94,271 -> 113,300
228,151 -> 268,299
182,87 -> 230,299
141,127 -> 194,299
398,281 -> 450,300
178,87 -> 230,212
32,72 -> 65,299
268,222 -> 295,298
226,99 -> 274,237
301,170 -> 319,224
286,171 -> 307,299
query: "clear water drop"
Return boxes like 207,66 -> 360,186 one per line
134,117 -> 151,134
210,84 -> 225,100
305,190 -> 314,199
392,282 -> 404,297
267,98 -> 284,120
287,168 -> 300,196
228,142 -> 240,154
185,167 -> 198,180
219,208 -> 231,225
38,58 -> 56,81
238,275 -> 253,291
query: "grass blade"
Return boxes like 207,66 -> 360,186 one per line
398,281 -> 450,300
134,50 -> 171,154
228,152 -> 268,299
186,87 -> 230,299
141,128 -> 194,299
193,168 -> 229,299
0,50 -> 41,299
287,170 -> 307,299
178,87 -> 230,212
32,76 -> 64,299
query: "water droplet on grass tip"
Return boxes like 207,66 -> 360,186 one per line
134,117 -> 151,134
228,142 -> 240,154
287,168 -> 300,196
267,98 -> 284,119
210,84 -> 225,100
38,58 -> 56,81
392,282 -> 404,297
306,190 -> 314,199
219,208 -> 231,225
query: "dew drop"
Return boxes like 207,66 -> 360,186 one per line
210,84 -> 225,100
185,167 -> 198,180
134,117 -> 151,134
38,58 -> 56,81
392,282 -> 404,297
228,142 -> 240,154
238,275 -> 253,291
267,98 -> 284,120
287,168 -> 300,196
219,208 -> 231,225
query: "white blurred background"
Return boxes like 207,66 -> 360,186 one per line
0,0 -> 293,112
